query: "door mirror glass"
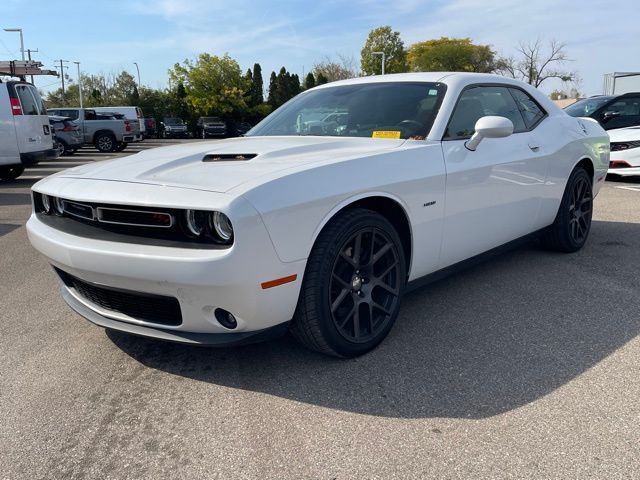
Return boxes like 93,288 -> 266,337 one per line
465,116 -> 514,151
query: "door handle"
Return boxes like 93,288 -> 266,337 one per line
528,143 -> 540,152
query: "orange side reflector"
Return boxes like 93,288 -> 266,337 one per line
261,274 -> 297,289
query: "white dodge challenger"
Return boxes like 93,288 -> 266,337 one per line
27,73 -> 609,357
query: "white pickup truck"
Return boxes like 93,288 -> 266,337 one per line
47,108 -> 135,152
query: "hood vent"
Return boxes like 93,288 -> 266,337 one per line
202,153 -> 257,162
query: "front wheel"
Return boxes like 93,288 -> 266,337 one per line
542,167 -> 593,252
291,208 -> 406,357
0,165 -> 25,181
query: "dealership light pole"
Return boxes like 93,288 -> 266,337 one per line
74,61 -> 83,108
372,51 -> 385,75
3,28 -> 25,60
133,62 -> 141,87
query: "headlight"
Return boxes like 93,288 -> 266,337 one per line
209,211 -> 233,243
53,197 -> 64,216
41,194 -> 52,214
184,210 -> 206,237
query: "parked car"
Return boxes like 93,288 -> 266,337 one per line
93,106 -> 145,141
607,126 -> 640,176
197,116 -> 227,138
565,92 -> 640,130
48,115 -> 83,155
47,108 -> 131,153
95,112 -> 137,151
144,118 -> 157,138
160,117 -> 189,138
227,121 -> 252,137
0,80 -> 55,181
27,73 -> 608,357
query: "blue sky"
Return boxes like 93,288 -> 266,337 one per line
1,0 -> 637,96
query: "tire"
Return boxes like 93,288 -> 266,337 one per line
201,130 -> 207,139
291,208 -> 407,357
115,142 -> 127,152
542,167 -> 593,253
95,133 -> 116,153
62,142 -> 76,156
0,165 -> 25,181
54,141 -> 65,157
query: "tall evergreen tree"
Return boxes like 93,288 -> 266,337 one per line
251,63 -> 264,106
304,72 -> 316,90
267,71 -> 277,107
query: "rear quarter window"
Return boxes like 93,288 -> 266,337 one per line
16,85 -> 41,115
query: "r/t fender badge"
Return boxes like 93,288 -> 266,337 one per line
423,201 -> 436,207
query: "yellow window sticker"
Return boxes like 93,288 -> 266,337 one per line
372,130 -> 401,139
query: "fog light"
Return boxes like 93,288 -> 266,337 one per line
214,308 -> 238,329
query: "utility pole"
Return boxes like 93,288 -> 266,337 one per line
74,61 -> 83,108
26,48 -> 38,83
57,59 -> 69,94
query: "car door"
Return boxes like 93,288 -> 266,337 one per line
439,85 -> 548,268
596,95 -> 640,130
12,83 -> 52,154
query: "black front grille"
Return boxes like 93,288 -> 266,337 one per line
56,269 -> 182,326
611,140 -> 640,151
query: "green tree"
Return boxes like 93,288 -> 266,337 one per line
360,26 -> 407,75
316,73 -> 329,85
304,72 -> 316,90
407,37 -> 497,73
250,63 -> 264,106
267,71 -> 277,106
168,53 -> 249,116
312,54 -> 357,82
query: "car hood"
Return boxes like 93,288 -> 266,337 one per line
608,126 -> 640,142
57,136 -> 405,193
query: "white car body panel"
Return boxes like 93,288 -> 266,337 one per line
26,72 -> 610,343
608,126 -> 640,176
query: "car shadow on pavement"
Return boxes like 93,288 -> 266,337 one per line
108,219 -> 640,419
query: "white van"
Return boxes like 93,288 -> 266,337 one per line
92,106 -> 145,141
0,80 -> 54,181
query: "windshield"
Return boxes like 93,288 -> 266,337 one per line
202,117 -> 222,123
565,96 -> 613,117
165,118 -> 184,125
249,82 -> 447,140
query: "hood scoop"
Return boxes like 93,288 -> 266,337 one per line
202,153 -> 257,162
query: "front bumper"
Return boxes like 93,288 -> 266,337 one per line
26,181 -> 306,343
608,166 -> 640,177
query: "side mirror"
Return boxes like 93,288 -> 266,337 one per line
601,111 -> 620,122
465,116 -> 514,151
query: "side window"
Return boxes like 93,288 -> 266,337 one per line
16,85 -> 40,115
509,88 -> 546,129
605,97 -> 640,117
445,86 -> 526,139
60,109 -> 79,121
85,110 -> 97,121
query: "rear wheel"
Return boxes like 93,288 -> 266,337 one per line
94,133 -> 116,153
0,165 -> 25,181
291,208 -> 406,357
542,167 -> 593,252
54,141 -> 65,157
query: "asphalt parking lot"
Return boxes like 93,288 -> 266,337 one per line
1,139 -> 639,479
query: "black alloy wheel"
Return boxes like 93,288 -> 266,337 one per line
542,166 -> 593,252
292,208 -> 406,357
329,227 -> 402,343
